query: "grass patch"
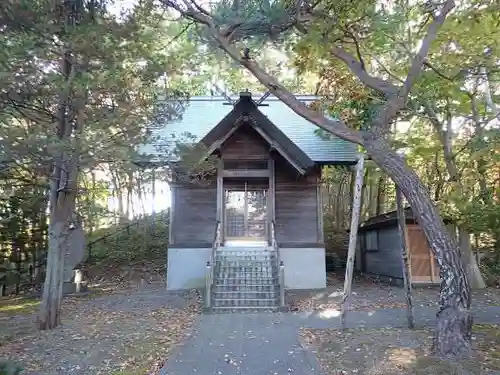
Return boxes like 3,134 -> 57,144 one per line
0,297 -> 40,315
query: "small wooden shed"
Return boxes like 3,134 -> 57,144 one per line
356,207 -> 445,285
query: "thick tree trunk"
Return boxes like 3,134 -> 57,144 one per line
425,103 -> 486,289
37,220 -> 66,329
365,136 -> 473,358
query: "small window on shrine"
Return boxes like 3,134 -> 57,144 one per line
365,230 -> 379,252
224,160 -> 268,170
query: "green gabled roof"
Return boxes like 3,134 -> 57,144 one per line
138,93 -> 358,164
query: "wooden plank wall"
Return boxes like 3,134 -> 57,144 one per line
407,224 -> 440,284
359,224 -> 441,284
274,156 -> 321,245
362,227 -> 405,279
220,124 -> 270,160
171,124 -> 323,247
170,182 -> 217,246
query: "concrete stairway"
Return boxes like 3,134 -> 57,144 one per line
211,246 -> 281,311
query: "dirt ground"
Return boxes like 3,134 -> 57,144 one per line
0,266 -> 201,375
287,273 -> 500,312
300,324 -> 500,375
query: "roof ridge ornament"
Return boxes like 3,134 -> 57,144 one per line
256,91 -> 271,106
212,83 -> 235,105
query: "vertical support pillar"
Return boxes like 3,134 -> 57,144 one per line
216,157 -> 224,242
268,156 -> 276,244
317,172 -> 324,243
168,183 -> 175,245
279,262 -> 285,307
341,154 -> 365,330
205,262 -> 212,308
243,181 -> 249,237
396,184 -> 414,328
151,167 -> 156,223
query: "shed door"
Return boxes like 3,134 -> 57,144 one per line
408,225 -> 440,283
225,186 -> 267,240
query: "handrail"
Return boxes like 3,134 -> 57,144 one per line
205,220 -> 221,309
271,220 -> 285,308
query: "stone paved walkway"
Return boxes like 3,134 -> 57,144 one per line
160,305 -> 500,375
160,313 -> 321,374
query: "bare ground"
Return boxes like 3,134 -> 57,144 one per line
0,264 -> 201,375
300,324 -> 500,375
287,273 -> 500,312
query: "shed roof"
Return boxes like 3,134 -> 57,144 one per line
358,207 -> 453,232
137,93 -> 358,164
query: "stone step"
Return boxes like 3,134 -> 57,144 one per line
215,265 -> 277,273
215,249 -> 276,256
216,259 -> 276,265
212,298 -> 279,308
216,268 -> 277,275
215,268 -> 277,274
216,256 -> 277,263
214,290 -> 279,299
216,253 -> 273,260
214,284 -> 279,292
215,274 -> 278,281
210,305 -> 280,313
215,277 -> 278,286
215,271 -> 277,278
218,246 -> 270,250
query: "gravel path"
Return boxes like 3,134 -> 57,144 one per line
287,274 -> 500,312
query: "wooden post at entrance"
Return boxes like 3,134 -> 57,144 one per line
151,168 -> 156,222
395,184 -> 415,328
341,154 -> 365,330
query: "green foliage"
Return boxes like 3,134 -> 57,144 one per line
89,211 -> 169,265
0,361 -> 22,375
0,0 -> 199,297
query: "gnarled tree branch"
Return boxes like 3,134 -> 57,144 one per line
162,0 -> 456,143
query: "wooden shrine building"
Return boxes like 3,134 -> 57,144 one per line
139,91 -> 358,290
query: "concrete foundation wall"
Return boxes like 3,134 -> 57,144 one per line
166,247 -> 326,290
280,247 -> 326,289
166,248 -> 211,290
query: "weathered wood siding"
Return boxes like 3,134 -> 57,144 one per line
170,182 -> 217,246
362,227 -> 404,279
359,223 -> 441,284
171,125 -> 324,247
220,124 -> 270,160
274,155 -> 321,245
